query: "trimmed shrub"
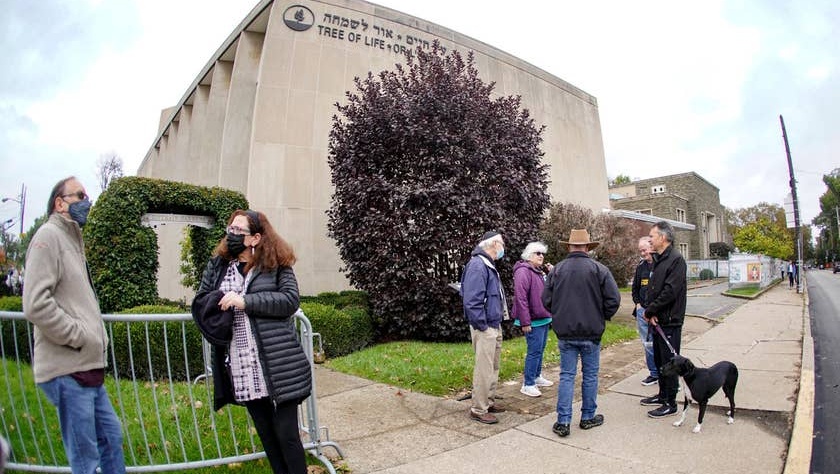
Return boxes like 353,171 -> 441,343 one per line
109,305 -> 204,382
699,269 -> 715,280
300,290 -> 369,310
0,296 -> 22,311
0,297 -> 30,363
85,176 -> 248,313
301,302 -> 374,358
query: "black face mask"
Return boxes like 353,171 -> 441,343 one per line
226,233 -> 247,257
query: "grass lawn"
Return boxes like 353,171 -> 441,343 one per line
326,321 -> 638,397
724,285 -> 762,296
0,358 -> 341,473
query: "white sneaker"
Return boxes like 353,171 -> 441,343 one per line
520,385 -> 542,397
535,376 -> 554,387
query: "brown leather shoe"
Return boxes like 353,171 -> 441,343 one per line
487,405 -> 506,413
469,411 -> 498,424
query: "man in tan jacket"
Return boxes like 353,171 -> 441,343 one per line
23,176 -> 125,474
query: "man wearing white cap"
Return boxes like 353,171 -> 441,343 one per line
461,230 -> 508,424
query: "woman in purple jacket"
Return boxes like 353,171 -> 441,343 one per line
513,242 -> 555,397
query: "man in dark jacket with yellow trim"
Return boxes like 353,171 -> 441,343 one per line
640,221 -> 687,418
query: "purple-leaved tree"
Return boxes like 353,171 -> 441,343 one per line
328,42 -> 550,341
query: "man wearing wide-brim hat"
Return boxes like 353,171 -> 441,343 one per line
541,228 -> 620,437
558,228 -> 601,250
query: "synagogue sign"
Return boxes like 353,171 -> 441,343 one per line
284,4 -> 444,56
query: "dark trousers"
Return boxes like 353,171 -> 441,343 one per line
244,397 -> 306,474
652,325 -> 682,406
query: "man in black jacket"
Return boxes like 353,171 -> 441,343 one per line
632,236 -> 658,386
640,221 -> 687,418
542,229 -> 620,437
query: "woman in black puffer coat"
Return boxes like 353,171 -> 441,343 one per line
192,209 -> 311,474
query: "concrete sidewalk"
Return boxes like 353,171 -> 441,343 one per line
311,283 -> 810,474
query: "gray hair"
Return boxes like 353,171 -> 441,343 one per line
652,221 -> 675,243
479,235 -> 503,250
521,241 -> 548,260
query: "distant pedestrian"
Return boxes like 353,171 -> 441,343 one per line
512,241 -> 554,398
542,229 -> 620,437
23,176 -> 126,474
640,221 -> 687,419
632,237 -> 658,386
788,261 -> 795,288
461,231 -> 508,424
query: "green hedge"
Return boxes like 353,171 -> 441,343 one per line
0,296 -> 22,311
109,305 -> 204,382
301,302 -> 374,358
699,268 -> 715,280
0,296 -> 30,363
300,290 -> 369,309
85,176 -> 248,313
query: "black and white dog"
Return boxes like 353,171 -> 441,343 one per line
660,354 -> 738,433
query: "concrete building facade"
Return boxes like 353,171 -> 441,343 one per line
138,0 -> 610,298
609,172 -> 728,259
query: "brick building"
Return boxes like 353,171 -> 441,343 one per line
609,172 -> 729,259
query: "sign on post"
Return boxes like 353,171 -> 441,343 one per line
783,194 -> 795,229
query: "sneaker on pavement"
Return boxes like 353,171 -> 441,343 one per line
640,395 -> 664,406
579,414 -> 604,430
469,411 -> 498,424
647,404 -> 678,418
535,376 -> 554,387
520,385 -> 542,397
552,422 -> 570,437
640,375 -> 659,386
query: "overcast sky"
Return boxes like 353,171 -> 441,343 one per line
1,0 -> 836,236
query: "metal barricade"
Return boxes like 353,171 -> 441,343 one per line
0,310 -> 343,473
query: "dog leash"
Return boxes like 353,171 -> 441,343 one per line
653,323 -> 678,355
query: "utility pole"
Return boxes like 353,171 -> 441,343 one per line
835,206 -> 839,264
2,183 -> 26,236
780,115 -> 802,293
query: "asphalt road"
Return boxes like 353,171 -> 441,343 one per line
807,269 -> 840,474
685,280 -> 749,319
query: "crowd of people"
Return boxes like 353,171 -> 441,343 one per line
15,174 -> 688,473
461,221 -> 687,437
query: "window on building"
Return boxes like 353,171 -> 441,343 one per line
651,185 -> 666,194
676,208 -> 686,222
679,243 -> 688,256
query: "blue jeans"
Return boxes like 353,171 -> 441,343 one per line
523,324 -> 550,386
635,308 -> 658,378
556,339 -> 600,425
38,376 -> 126,474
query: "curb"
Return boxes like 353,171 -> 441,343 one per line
782,275 -> 814,474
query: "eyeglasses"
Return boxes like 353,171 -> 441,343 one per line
61,191 -> 88,201
226,225 -> 251,235
533,252 -> 545,256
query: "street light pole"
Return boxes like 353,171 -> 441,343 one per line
2,183 -> 26,235
780,115 -> 802,293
